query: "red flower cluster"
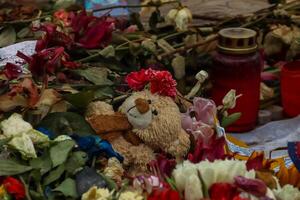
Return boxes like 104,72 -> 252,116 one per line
17,47 -> 79,79
35,11 -> 114,51
1,177 -> 25,200
72,11 -> 114,49
35,24 -> 73,51
188,135 -> 230,163
209,176 -> 267,200
148,154 -> 177,178
148,187 -> 181,200
2,63 -> 22,80
125,68 -> 177,98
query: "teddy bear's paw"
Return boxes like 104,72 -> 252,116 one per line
167,129 -> 191,157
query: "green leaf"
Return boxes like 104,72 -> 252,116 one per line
53,178 -> 78,198
30,151 -> 52,175
0,26 -> 16,47
221,112 -> 242,128
63,90 -> 95,108
17,27 -> 31,39
37,112 -> 95,137
65,151 -> 88,175
50,140 -> 75,168
63,86 -> 114,108
73,67 -> 113,85
43,164 -> 65,186
0,159 -> 32,176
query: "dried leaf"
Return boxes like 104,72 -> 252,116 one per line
0,26 -> 16,47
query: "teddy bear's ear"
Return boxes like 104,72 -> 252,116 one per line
87,113 -> 132,134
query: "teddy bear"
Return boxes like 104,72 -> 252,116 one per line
86,90 -> 191,175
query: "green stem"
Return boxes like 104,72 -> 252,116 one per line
19,176 -> 32,200
91,1 -> 180,13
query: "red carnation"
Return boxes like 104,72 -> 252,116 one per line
149,70 -> 177,98
148,187 -> 181,200
125,69 -> 151,90
3,177 -> 25,200
209,182 -> 242,200
125,68 -> 177,98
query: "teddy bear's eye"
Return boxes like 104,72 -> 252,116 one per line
152,109 -> 158,116
147,99 -> 152,104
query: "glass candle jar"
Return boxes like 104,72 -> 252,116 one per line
281,61 -> 300,117
211,28 -> 262,132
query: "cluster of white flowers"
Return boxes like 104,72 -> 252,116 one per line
1,113 -> 49,158
172,159 -> 255,200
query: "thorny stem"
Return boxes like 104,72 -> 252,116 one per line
92,0 -> 180,13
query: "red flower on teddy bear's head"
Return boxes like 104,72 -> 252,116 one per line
126,68 -> 177,98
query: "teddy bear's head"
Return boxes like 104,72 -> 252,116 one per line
119,90 -> 187,151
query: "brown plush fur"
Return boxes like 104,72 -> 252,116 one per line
87,90 -> 190,175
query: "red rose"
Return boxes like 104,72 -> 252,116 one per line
3,177 -> 25,200
148,188 -> 181,200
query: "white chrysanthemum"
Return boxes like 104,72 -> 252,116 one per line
1,113 -> 32,137
173,161 -> 198,193
173,160 -> 255,200
273,184 -> 300,200
9,134 -> 36,158
197,159 -> 255,189
118,191 -> 144,200
81,186 -> 112,200
184,173 -> 204,200
27,129 -> 49,146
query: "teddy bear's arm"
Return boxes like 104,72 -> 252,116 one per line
87,113 -> 132,134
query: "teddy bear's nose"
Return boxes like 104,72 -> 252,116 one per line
135,98 -> 150,114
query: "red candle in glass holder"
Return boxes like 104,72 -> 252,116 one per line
281,61 -> 300,117
211,28 -> 262,132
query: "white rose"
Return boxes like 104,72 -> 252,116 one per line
175,8 -> 192,31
